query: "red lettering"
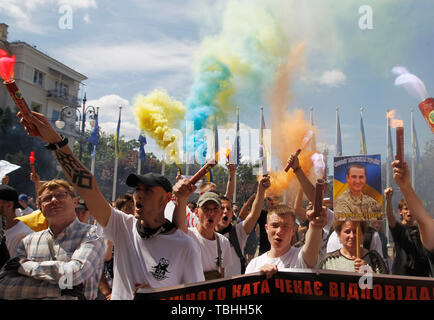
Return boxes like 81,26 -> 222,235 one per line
275,279 -> 284,293
419,287 -> 430,300
347,283 -> 359,300
329,282 -> 339,297
252,281 -> 260,295
186,293 -> 196,300
340,282 -> 346,298
217,287 -> 226,300
232,284 -> 242,298
304,281 -> 313,296
396,285 -> 403,300
360,288 -> 371,300
384,285 -> 395,300
261,279 -> 270,294
293,280 -> 302,294
197,290 -> 207,300
405,286 -> 418,300
373,284 -> 383,300
285,280 -> 293,293
313,281 -> 323,296
208,288 -> 216,300
242,283 -> 251,297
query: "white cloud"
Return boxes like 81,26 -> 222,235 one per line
59,40 -> 197,76
319,69 -> 347,88
83,13 -> 91,24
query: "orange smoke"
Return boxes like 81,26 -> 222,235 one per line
264,42 -> 319,196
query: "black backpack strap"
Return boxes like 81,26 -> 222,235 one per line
363,227 -> 375,250
228,226 -> 247,274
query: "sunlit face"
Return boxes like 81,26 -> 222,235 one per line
133,183 -> 171,227
399,205 -> 414,226
197,200 -> 223,231
265,213 -> 296,251
338,221 -> 363,251
218,199 -> 234,229
39,187 -> 77,220
346,167 -> 366,195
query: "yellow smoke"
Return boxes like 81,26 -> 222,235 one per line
133,89 -> 186,164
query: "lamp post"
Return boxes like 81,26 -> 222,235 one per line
55,97 -> 97,161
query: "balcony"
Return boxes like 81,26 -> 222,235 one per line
47,89 -> 79,106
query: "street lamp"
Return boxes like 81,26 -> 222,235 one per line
55,95 -> 97,161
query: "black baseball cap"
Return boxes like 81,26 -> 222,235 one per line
126,173 -> 172,193
0,185 -> 24,209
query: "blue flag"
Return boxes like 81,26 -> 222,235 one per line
114,108 -> 122,158
138,134 -> 147,163
88,114 -> 100,158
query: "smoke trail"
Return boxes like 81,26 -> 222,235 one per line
264,43 -> 320,196
133,89 -> 186,164
185,0 -> 293,160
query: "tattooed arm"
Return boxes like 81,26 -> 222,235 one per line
18,111 -> 112,227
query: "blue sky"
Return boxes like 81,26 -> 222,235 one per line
1,0 -> 433,169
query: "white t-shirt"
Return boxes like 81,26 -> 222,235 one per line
326,230 -> 384,258
164,201 -> 199,228
103,207 -> 205,300
245,246 -> 308,274
5,221 -> 33,256
222,222 -> 249,278
187,227 -> 233,273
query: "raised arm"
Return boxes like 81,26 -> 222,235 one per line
237,192 -> 256,221
18,111 -> 112,227
294,187 -> 307,223
392,159 -> 434,251
224,163 -> 237,201
302,206 -> 327,268
286,153 -> 315,203
172,178 -> 196,234
242,175 -> 270,235
384,187 -> 397,229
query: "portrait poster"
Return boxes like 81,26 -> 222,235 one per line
333,154 -> 382,220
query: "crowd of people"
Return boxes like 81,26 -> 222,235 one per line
0,110 -> 433,300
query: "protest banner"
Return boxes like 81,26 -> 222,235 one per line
134,269 -> 434,301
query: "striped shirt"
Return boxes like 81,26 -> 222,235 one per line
0,218 -> 105,300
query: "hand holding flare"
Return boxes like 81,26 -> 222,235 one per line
0,49 -> 39,136
284,130 -> 314,172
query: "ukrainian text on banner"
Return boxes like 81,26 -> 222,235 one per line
134,269 -> 434,301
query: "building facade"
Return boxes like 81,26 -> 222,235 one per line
0,23 -> 88,145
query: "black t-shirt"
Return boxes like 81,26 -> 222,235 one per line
390,222 -> 434,277
257,210 -> 270,255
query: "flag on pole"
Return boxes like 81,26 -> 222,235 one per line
114,107 -> 122,159
387,112 -> 394,161
360,108 -> 367,155
411,110 -> 421,169
138,134 -> 147,163
88,113 -> 100,158
234,107 -> 240,165
259,107 -> 270,174
336,107 -> 342,156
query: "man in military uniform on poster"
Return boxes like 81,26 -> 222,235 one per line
335,163 -> 382,220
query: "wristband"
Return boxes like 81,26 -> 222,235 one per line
44,135 -> 69,150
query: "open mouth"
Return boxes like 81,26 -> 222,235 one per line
208,219 -> 214,224
223,216 -> 229,222
136,203 -> 143,209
